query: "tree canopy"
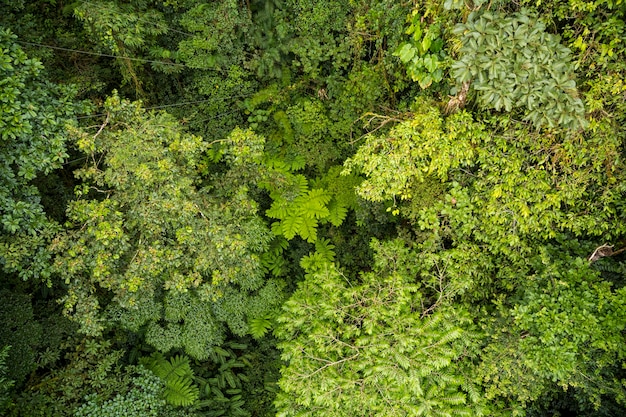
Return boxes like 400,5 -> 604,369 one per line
1,1 -> 626,416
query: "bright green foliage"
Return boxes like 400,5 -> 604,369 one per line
74,366 -> 166,417
267,184 -> 331,243
141,353 -> 199,407
226,128 -> 349,243
344,60 -> 626,411
53,95 -> 280,356
346,100 -> 626,244
394,12 -> 446,88
275,240 -> 483,416
452,10 -> 586,129
343,102 -> 479,203
248,316 -> 273,340
0,29 -> 86,281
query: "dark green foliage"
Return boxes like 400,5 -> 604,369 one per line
74,366 -> 165,417
452,10 -> 586,129
0,289 -> 41,386
0,346 -> 14,413
190,340 -> 281,417
11,338 -> 123,417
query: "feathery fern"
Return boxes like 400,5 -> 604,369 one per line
141,352 -> 199,407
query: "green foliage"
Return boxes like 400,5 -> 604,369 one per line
54,95 -> 280,356
344,23 -> 626,409
141,353 -> 199,407
4,1 -> 626,415
272,0 -> 352,78
74,0 -> 177,93
452,10 -> 586,129
474,248 -> 626,412
248,316 -> 274,340
74,1 -> 167,54
177,0 -> 251,71
0,346 -> 14,413
226,128 -> 350,243
10,337 -> 123,417
275,240 -> 484,416
394,11 -> 447,88
0,28 -> 87,282
196,342 -> 251,417
343,102 -> 480,203
74,366 -> 166,417
0,289 -> 42,386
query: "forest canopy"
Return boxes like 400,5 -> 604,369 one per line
1,0 -> 626,416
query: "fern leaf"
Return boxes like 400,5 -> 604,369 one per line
249,315 -> 273,339
142,353 -> 199,407
442,393 -> 467,405
327,198 -> 348,226
303,189 -> 331,219
270,221 -> 283,236
289,155 -> 306,171
168,354 -> 194,378
266,198 -> 289,219
164,374 -> 200,406
299,216 -> 318,243
281,213 -> 304,240
315,238 -> 336,262
261,249 -> 286,276
294,174 -> 309,195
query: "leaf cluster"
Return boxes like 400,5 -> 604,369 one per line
452,10 -> 586,129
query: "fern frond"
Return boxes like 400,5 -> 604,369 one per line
294,174 -> 309,195
141,352 -> 199,407
249,315 -> 273,339
299,216 -> 318,243
281,213 -> 304,240
327,198 -> 348,227
315,238 -> 336,263
266,198 -> 289,219
164,374 -> 200,406
304,189 -> 332,218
